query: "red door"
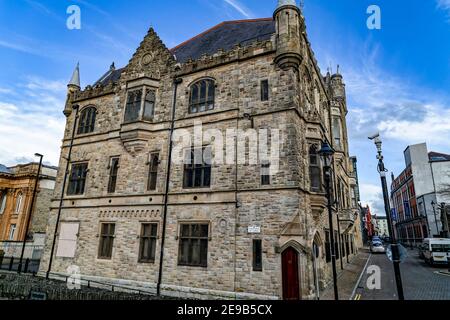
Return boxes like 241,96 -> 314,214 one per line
282,247 -> 300,300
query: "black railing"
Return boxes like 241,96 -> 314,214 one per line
0,271 -> 162,300
0,256 -> 40,274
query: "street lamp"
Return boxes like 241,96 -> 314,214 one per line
319,141 -> 339,301
431,201 -> 440,237
18,153 -> 43,274
368,133 -> 404,300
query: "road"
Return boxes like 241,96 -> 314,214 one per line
354,248 -> 450,300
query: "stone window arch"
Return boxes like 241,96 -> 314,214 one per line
77,106 -> 97,135
189,79 -> 215,114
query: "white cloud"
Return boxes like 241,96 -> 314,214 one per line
437,0 -> 450,22
0,78 -> 66,167
223,0 -> 254,19
437,0 -> 450,10
360,183 -> 385,216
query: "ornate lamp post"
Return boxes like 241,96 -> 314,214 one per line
369,133 -> 404,300
319,141 -> 339,300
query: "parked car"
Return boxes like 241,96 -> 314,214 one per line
421,238 -> 450,266
370,241 -> 386,254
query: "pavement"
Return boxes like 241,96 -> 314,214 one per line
321,248 -> 371,300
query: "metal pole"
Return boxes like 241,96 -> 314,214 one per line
18,154 -> 43,274
440,203 -> 449,238
432,204 -> 439,237
336,215 -> 344,270
157,78 -> 182,296
47,105 -> 79,279
378,156 -> 405,300
325,168 -> 339,300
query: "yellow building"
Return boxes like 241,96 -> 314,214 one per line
0,163 -> 57,257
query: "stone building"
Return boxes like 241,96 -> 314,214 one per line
0,163 -> 57,258
39,0 -> 361,299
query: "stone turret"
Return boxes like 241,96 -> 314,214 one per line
330,65 -> 346,103
274,0 -> 304,70
64,63 -> 80,116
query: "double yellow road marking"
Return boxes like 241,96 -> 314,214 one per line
354,294 -> 362,300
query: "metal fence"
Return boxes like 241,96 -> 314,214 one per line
0,256 -> 40,274
0,272 -> 162,300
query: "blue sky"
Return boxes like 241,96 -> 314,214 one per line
1,0 -> 450,215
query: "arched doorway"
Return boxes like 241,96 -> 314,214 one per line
282,247 -> 300,300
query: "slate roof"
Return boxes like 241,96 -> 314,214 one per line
94,67 -> 125,86
171,18 -> 275,63
93,18 -> 275,85
0,164 -> 12,174
429,151 -> 450,162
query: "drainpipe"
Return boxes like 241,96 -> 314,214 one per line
47,104 -> 80,279
157,77 -> 182,297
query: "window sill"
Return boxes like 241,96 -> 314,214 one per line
177,264 -> 208,269
75,132 -> 97,139
138,260 -> 155,264
96,257 -> 113,261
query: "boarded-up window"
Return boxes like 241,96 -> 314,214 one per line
56,222 -> 79,258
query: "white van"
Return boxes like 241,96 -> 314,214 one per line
421,238 -> 450,266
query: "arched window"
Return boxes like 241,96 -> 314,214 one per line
0,191 -> 7,214
143,90 -> 156,121
309,145 -> 322,192
15,192 -> 23,214
77,106 -> 97,135
189,79 -> 215,114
